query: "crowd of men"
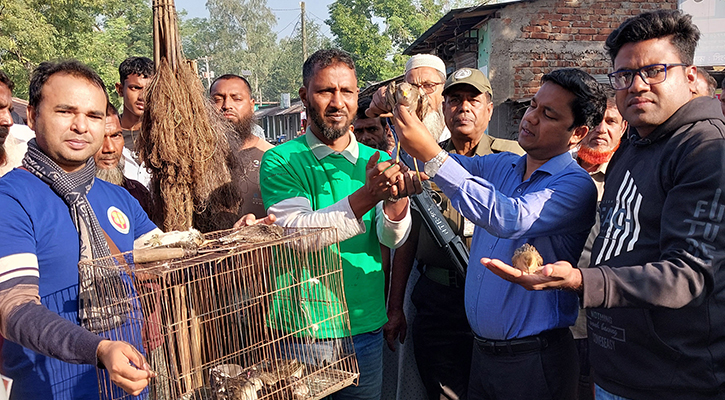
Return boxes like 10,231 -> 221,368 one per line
0,8 -> 724,400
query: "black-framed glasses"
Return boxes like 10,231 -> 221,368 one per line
608,63 -> 689,90
411,81 -> 444,94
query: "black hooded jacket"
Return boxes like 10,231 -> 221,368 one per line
580,96 -> 725,400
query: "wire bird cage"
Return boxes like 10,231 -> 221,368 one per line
79,227 -> 359,400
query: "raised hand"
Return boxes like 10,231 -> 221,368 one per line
392,103 -> 441,162
364,152 -> 402,202
365,85 -> 394,118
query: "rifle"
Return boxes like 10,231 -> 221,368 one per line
410,189 -> 470,279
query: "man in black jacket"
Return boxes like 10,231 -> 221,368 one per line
483,9 -> 725,400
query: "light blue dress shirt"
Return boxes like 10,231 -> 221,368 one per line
433,151 -> 597,340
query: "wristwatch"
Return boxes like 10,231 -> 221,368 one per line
424,149 -> 448,178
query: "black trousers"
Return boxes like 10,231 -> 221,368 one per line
575,338 -> 594,400
468,330 -> 578,400
412,273 -> 473,400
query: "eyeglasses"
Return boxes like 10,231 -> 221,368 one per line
411,81 -> 444,94
608,63 -> 689,90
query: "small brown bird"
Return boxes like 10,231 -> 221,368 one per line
511,243 -> 544,274
218,224 -> 285,245
385,81 -> 428,121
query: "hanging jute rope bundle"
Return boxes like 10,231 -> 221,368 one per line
139,0 -> 234,232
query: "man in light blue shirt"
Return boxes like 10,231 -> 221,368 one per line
392,68 -> 605,400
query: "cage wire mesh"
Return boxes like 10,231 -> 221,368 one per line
79,227 -> 359,400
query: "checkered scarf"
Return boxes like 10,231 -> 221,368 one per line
23,138 -> 117,331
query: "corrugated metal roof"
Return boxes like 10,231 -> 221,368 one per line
254,100 -> 305,118
404,0 -> 531,55
12,97 -> 28,122
359,75 -> 405,99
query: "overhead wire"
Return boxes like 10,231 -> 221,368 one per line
275,13 -> 301,36
307,11 -> 327,23
269,18 -> 301,67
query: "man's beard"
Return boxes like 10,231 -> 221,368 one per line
577,143 -> 619,166
96,156 -> 126,186
232,113 -> 254,144
375,136 -> 391,153
309,104 -> 349,141
421,103 -> 445,142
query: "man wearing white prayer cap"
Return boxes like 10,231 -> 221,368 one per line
367,54 -> 449,143
403,54 -> 448,142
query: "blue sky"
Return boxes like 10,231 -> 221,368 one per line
174,0 -> 334,39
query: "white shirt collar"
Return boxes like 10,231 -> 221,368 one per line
306,127 -> 359,164
437,126 -> 451,143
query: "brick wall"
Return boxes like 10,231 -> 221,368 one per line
489,0 -> 677,101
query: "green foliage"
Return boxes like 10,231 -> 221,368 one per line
0,0 -> 331,105
265,19 -> 332,101
327,0 -> 444,85
180,0 -> 277,101
207,0 -> 277,89
0,0 -> 60,99
180,0 -> 331,103
328,0 -> 393,86
0,0 -> 153,105
0,0 -> 449,107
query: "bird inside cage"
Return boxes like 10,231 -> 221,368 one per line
83,226 -> 360,400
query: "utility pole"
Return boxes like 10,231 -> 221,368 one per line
256,73 -> 261,106
198,56 -> 212,88
301,2 -> 307,61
